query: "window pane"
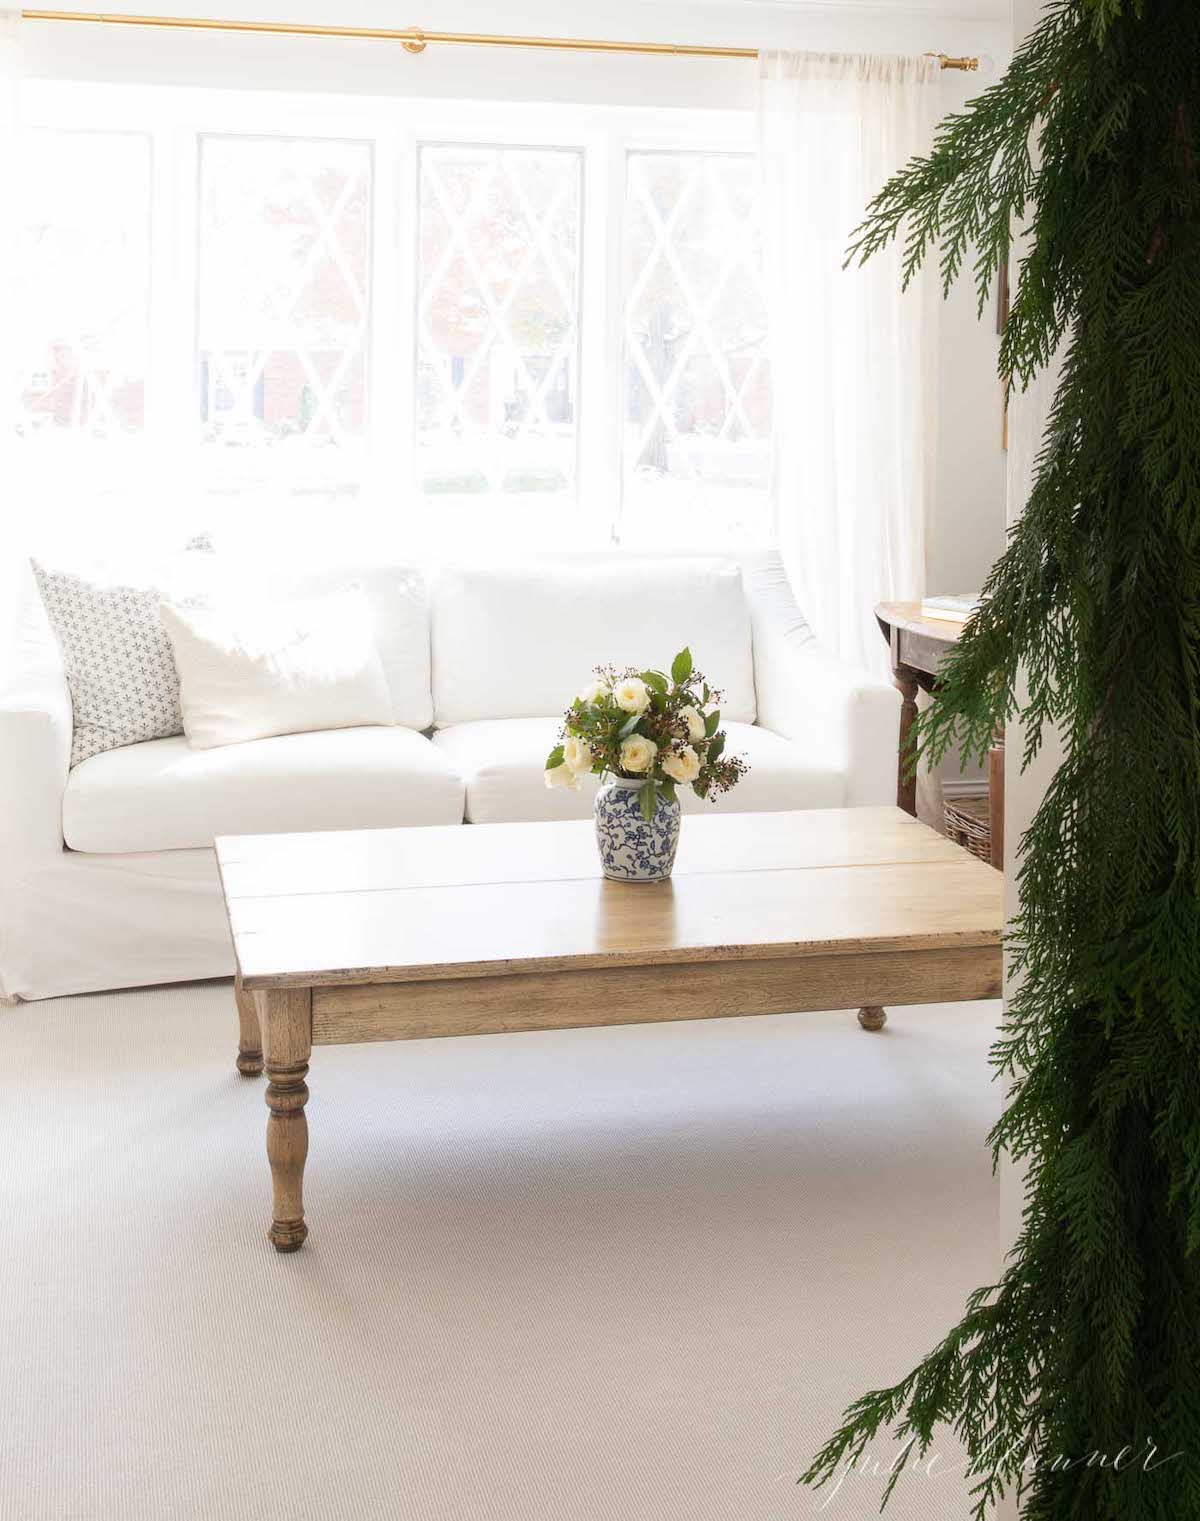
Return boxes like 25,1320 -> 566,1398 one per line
622,152 -> 771,541
197,135 -> 371,492
14,130 -> 150,446
417,144 -> 581,505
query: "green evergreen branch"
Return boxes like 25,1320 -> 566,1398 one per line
804,2 -> 1200,1515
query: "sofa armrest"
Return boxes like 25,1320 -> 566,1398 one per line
744,552 -> 900,807
0,639 -> 72,860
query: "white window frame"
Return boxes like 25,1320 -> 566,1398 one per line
18,79 -> 759,548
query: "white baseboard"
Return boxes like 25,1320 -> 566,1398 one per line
941,777 -> 990,801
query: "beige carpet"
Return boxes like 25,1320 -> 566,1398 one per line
0,983 -> 1004,1521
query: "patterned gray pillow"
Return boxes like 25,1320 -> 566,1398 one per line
32,535 -> 213,768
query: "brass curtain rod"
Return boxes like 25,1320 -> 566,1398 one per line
21,11 -> 980,70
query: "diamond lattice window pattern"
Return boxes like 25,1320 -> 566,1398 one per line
416,144 -> 582,502
197,136 -> 371,457
623,152 -> 771,533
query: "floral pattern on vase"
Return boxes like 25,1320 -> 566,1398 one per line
594,778 -> 681,883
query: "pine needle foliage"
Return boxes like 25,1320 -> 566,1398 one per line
801,3 -> 1200,1516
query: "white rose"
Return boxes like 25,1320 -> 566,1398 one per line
613,677 -> 650,715
661,745 -> 701,785
679,704 -> 705,743
563,734 -> 594,774
578,679 -> 610,705
544,761 -> 582,791
619,734 -> 657,774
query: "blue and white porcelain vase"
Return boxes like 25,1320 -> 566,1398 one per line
593,777 -> 681,883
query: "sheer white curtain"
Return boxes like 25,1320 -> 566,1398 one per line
0,7 -> 21,681
759,51 -> 940,675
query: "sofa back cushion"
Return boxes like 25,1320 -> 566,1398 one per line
431,556 -> 756,727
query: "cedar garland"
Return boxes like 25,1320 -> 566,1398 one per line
802,2 -> 1200,1516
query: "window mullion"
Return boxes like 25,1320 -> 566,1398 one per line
148,127 -> 199,481
368,118 -> 409,520
578,131 -> 624,545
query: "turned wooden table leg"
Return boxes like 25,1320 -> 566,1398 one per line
857,1005 -> 888,1032
893,667 -> 920,818
257,988 -> 313,1253
234,977 -> 263,1076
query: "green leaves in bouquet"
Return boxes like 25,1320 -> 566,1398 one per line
706,731 -> 725,763
658,778 -> 678,806
637,670 -> 669,715
671,647 -> 693,685
639,780 -> 657,824
618,712 -> 642,740
545,745 -> 565,770
704,709 -> 720,737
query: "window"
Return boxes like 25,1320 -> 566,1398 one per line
622,152 -> 771,541
14,130 -> 150,448
416,144 -> 582,505
13,85 -> 769,546
196,135 -> 372,494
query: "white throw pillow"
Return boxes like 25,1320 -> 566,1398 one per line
257,562 -> 432,731
160,588 -> 393,749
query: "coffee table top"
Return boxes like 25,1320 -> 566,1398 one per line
217,807 -> 1003,992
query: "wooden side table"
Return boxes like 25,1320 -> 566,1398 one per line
874,601 -> 1004,872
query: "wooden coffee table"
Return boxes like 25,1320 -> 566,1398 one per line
217,807 -> 1002,1252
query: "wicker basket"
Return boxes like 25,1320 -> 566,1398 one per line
944,794 -> 992,863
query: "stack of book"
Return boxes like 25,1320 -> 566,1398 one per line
920,593 -> 980,626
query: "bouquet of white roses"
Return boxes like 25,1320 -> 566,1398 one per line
544,647 -> 749,822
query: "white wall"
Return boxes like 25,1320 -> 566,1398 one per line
21,0 -> 1011,608
21,1 -> 1009,111
930,192 -> 1009,595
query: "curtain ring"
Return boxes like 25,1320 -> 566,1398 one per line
401,28 -> 427,55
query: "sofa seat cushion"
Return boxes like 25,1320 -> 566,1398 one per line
432,718 -> 844,826
63,727 -> 465,854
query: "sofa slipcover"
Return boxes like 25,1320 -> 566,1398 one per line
1,547 -> 901,1000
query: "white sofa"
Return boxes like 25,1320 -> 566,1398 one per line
0,549 -> 899,1001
